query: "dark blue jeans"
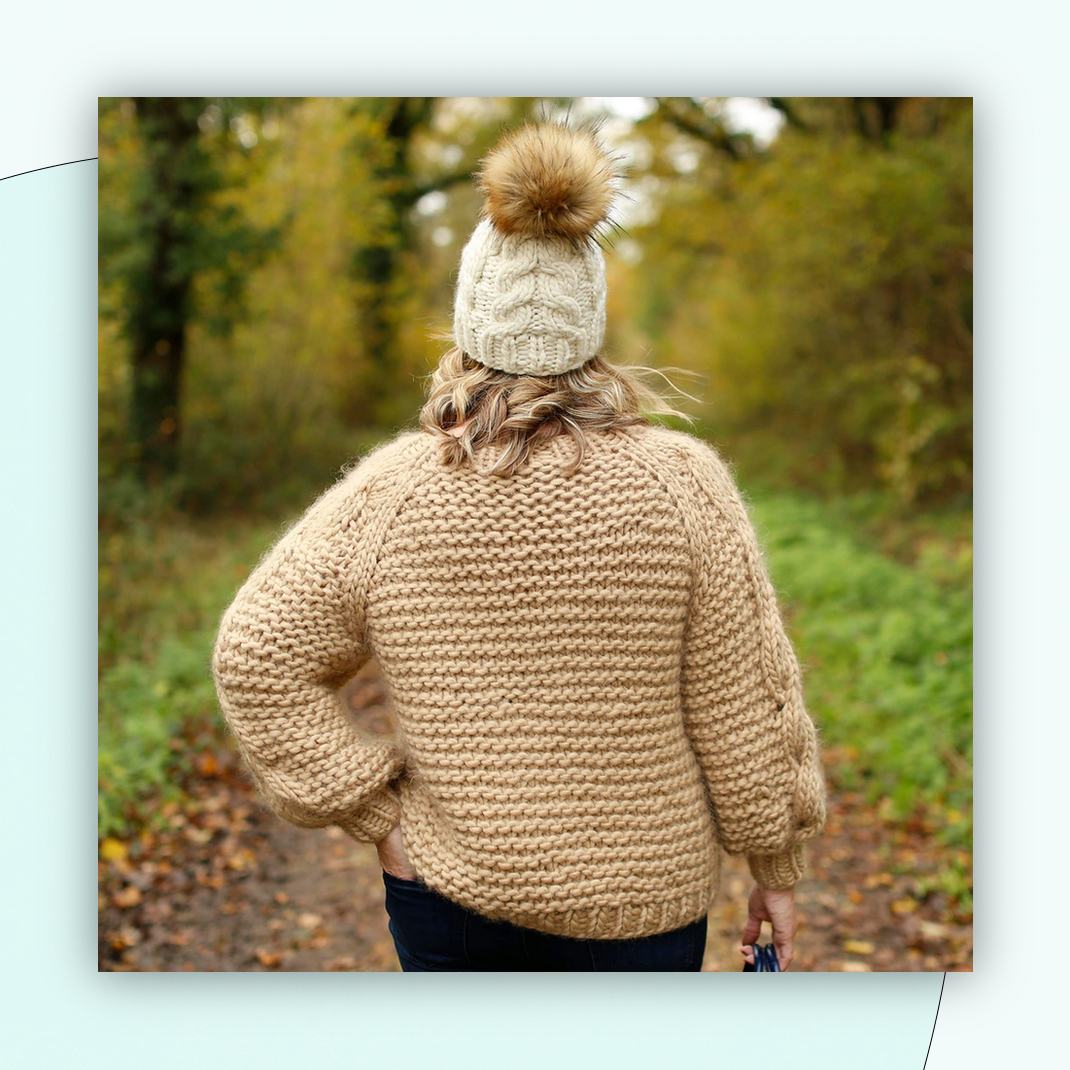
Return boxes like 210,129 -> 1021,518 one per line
382,871 -> 708,972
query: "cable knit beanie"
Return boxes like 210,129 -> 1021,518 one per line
453,122 -> 621,377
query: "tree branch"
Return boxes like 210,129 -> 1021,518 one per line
766,97 -> 809,131
410,167 -> 476,204
654,98 -> 743,160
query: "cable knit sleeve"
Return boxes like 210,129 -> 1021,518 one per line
674,435 -> 826,888
212,450 -> 410,845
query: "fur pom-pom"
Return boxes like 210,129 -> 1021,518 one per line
476,123 -> 619,243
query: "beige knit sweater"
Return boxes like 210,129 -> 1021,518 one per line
212,423 -> 826,940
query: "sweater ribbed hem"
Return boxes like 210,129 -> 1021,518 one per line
747,844 -> 806,889
335,785 -> 402,844
416,875 -> 717,941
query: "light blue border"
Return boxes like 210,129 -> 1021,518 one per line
0,158 -> 942,1068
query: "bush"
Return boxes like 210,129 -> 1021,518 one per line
97,508 -> 285,836
98,639 -> 217,836
750,491 -> 972,828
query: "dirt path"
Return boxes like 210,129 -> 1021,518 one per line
99,664 -> 972,972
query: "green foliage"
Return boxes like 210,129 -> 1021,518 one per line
635,98 -> 972,505
750,491 -> 972,833
98,507 -> 281,837
99,97 -> 285,340
98,97 -> 287,480
98,97 -> 518,506
98,640 -> 214,837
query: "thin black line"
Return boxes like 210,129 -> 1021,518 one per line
922,972 -> 947,1070
1,157 -> 98,183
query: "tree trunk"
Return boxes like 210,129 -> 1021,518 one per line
349,98 -> 435,425
129,97 -> 200,483
851,97 -> 903,144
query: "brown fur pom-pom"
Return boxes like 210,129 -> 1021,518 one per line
477,123 -> 619,243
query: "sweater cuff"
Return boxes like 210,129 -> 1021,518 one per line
748,844 -> 806,889
335,784 -> 402,844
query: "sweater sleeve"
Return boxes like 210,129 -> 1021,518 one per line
675,437 -> 826,888
211,458 -> 406,845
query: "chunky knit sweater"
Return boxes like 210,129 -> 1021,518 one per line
212,423 -> 826,941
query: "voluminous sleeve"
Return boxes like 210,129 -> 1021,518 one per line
212,463 -> 404,844
676,437 -> 826,888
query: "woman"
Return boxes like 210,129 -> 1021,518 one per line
213,121 -> 826,972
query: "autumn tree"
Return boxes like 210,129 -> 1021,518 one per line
637,97 -> 972,503
99,97 -> 283,484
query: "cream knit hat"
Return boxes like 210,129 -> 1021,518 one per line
453,123 -> 620,377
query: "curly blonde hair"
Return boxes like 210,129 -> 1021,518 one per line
419,347 -> 697,478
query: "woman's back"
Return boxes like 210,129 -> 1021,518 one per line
213,119 -> 825,966
214,420 -> 824,941
371,423 -> 712,939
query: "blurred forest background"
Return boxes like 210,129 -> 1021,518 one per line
98,97 -> 972,972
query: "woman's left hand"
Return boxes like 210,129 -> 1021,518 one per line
375,824 -> 417,880
740,883 -> 797,970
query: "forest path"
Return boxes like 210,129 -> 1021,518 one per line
99,664 -> 971,972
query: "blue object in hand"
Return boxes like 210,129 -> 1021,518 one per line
743,943 -> 781,972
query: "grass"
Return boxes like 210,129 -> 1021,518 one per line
98,509 -> 284,836
750,492 -> 973,843
98,471 -> 972,860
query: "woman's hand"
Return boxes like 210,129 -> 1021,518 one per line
740,883 -> 798,970
375,824 -> 417,881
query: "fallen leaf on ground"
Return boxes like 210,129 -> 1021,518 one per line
100,838 -> 128,863
255,949 -> 282,967
863,873 -> 894,889
890,898 -> 918,915
297,912 -> 323,929
843,940 -> 875,955
837,961 -> 872,972
195,752 -> 221,777
918,920 -> 950,939
108,926 -> 142,949
113,885 -> 142,909
325,956 -> 358,971
225,848 -> 256,871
